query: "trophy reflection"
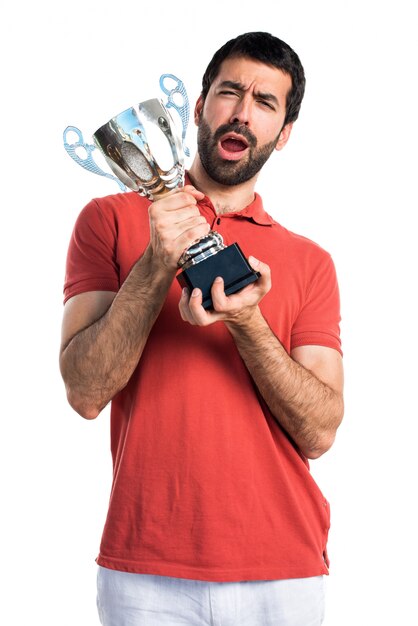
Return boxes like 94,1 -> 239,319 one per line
63,75 -> 260,309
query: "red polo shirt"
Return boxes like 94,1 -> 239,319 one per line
64,187 -> 341,581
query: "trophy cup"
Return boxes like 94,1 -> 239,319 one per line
63,74 -> 260,309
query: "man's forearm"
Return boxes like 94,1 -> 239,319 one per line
60,246 -> 175,418
226,309 -> 343,459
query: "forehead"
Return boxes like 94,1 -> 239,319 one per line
212,56 -> 292,99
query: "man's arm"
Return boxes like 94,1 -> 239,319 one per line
60,249 -> 175,419
225,311 -> 343,459
60,186 -> 208,419
178,257 -> 344,459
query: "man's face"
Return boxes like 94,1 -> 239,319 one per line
196,56 -> 293,186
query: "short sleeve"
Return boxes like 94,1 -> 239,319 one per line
291,253 -> 342,355
63,199 -> 120,304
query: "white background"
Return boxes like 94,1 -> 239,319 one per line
1,1 -> 417,624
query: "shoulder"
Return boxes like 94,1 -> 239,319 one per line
269,219 -> 334,267
74,191 -> 150,236
80,191 -> 150,220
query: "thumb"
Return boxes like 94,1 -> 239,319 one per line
182,184 -> 205,200
248,256 -> 262,271
248,256 -> 271,290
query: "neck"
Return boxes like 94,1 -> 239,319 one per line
188,157 -> 257,214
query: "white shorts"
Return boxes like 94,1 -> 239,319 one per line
97,566 -> 325,626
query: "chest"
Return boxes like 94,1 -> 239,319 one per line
113,207 -> 309,351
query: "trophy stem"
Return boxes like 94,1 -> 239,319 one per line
178,231 -> 225,270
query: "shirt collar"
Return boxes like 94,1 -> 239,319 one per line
184,172 -> 274,227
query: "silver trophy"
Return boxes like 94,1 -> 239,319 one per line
63,74 -> 259,308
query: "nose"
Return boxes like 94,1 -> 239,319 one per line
229,96 -> 251,126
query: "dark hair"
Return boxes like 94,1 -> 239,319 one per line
201,32 -> 306,125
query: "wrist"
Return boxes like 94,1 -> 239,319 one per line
225,305 -> 266,334
140,244 -> 177,282
120,245 -> 176,311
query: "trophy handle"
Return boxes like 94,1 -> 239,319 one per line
63,125 -> 128,191
159,74 -> 190,157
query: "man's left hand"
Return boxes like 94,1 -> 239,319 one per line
178,256 -> 271,327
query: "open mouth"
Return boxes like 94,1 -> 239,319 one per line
218,134 -> 249,161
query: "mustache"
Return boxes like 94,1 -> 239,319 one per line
213,123 -> 257,148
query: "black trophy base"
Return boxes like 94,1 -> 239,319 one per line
177,243 -> 260,310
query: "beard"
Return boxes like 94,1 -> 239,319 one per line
197,116 -> 280,186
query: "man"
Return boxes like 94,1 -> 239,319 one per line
60,32 -> 343,626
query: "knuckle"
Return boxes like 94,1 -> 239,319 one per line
187,227 -> 207,242
183,207 -> 200,220
179,191 -> 197,205
188,227 -> 205,245
188,217 -> 206,230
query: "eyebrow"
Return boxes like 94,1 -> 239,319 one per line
218,80 -> 280,107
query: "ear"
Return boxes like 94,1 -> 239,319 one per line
275,122 -> 293,151
194,96 -> 204,125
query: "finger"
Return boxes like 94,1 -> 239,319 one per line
248,256 -> 272,291
165,187 -> 205,208
211,268 -> 271,316
210,276 -> 256,312
155,185 -> 204,200
174,222 -> 211,253
188,288 -> 216,326
182,185 -> 205,201
175,214 -> 210,232
178,287 -> 196,324
248,255 -> 261,272
157,209 -> 208,233
151,190 -> 199,213
173,207 -> 204,225
210,277 -> 230,311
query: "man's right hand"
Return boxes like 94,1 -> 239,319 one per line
60,185 -> 209,419
148,185 -> 209,270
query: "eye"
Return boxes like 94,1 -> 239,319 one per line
219,90 -> 238,96
258,100 -> 275,110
